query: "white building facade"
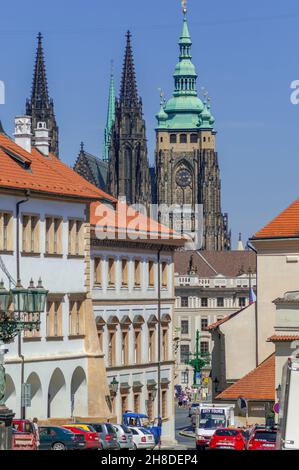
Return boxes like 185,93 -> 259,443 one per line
90,213 -> 183,443
0,123 -> 114,422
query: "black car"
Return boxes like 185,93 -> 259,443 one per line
39,426 -> 86,450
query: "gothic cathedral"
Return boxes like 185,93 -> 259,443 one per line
155,9 -> 230,250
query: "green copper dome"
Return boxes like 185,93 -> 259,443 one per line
156,11 -> 215,132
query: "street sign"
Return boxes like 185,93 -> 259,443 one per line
273,402 -> 280,414
21,383 -> 31,407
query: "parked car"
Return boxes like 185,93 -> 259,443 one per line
12,419 -> 38,450
39,426 -> 86,450
86,423 -> 119,450
209,428 -> 247,450
112,424 -> 134,450
247,428 -> 277,450
12,428 -> 37,451
129,427 -> 155,450
62,425 -> 100,450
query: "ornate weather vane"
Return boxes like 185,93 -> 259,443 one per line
181,0 -> 187,15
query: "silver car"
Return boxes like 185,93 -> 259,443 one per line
112,424 -> 134,450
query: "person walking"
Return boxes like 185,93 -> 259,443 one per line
32,417 -> 40,450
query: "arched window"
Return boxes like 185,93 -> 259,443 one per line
190,134 -> 198,143
170,134 -> 177,144
180,134 -> 187,144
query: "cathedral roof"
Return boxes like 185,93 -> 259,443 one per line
0,132 -> 114,202
75,145 -> 108,192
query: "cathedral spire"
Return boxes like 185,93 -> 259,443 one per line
102,65 -> 116,162
26,32 -> 59,156
30,32 -> 50,112
120,31 -> 139,107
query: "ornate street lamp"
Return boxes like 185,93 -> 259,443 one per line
0,278 -> 48,450
110,377 -> 119,397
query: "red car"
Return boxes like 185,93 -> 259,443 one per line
247,429 -> 277,450
62,425 -> 101,450
209,428 -> 247,450
12,419 -> 38,450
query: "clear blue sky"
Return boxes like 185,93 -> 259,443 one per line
1,0 -> 299,247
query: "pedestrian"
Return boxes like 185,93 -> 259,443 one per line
32,417 -> 40,450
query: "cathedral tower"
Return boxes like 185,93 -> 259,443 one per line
107,32 -> 151,206
26,33 -> 59,156
155,5 -> 230,250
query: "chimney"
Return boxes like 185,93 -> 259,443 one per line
34,121 -> 50,156
14,116 -> 32,153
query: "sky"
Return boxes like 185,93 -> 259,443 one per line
1,0 -> 299,248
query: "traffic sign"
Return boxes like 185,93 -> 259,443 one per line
273,402 -> 280,414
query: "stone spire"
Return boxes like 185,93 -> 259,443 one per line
120,31 -> 139,108
107,31 -> 151,207
26,33 -> 59,156
102,66 -> 116,162
237,233 -> 245,251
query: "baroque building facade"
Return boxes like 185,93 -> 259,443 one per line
155,10 -> 230,251
107,32 -> 152,207
26,33 -> 59,157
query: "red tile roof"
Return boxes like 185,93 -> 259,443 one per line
253,198 -> 299,239
0,133 -> 115,202
208,304 -> 253,330
90,201 -> 185,244
216,354 -> 275,401
268,335 -> 299,343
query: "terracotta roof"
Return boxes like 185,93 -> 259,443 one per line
216,354 -> 275,401
253,198 -> 299,239
0,133 -> 115,202
268,335 -> 299,343
208,304 -> 253,330
174,250 -> 256,278
90,201 -> 185,244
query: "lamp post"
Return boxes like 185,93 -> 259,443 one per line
185,330 -> 210,400
109,377 -> 119,415
0,278 -> 47,450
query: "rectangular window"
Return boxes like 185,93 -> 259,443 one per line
180,344 -> 190,364
47,300 -> 63,338
161,262 -> 168,288
190,133 -> 198,143
0,211 -> 13,252
94,257 -> 102,286
181,371 -> 189,385
108,258 -> 115,287
121,259 -> 128,287
162,390 -> 167,419
201,318 -> 208,331
201,297 -> 208,307
24,312 -> 40,339
180,133 -> 187,144
181,320 -> 189,335
22,214 -> 40,253
148,328 -> 156,362
217,297 -> 224,307
148,260 -> 155,287
45,216 -> 63,255
121,331 -> 129,365
68,219 -> 84,256
69,300 -> 85,336
134,394 -> 140,414
134,330 -> 141,364
200,341 -> 209,355
181,297 -> 188,307
134,260 -> 141,288
108,331 -> 116,367
239,297 -> 246,307
121,395 -> 128,416
170,134 -> 177,144
147,393 -> 153,421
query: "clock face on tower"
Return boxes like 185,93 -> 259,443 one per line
176,168 -> 192,188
